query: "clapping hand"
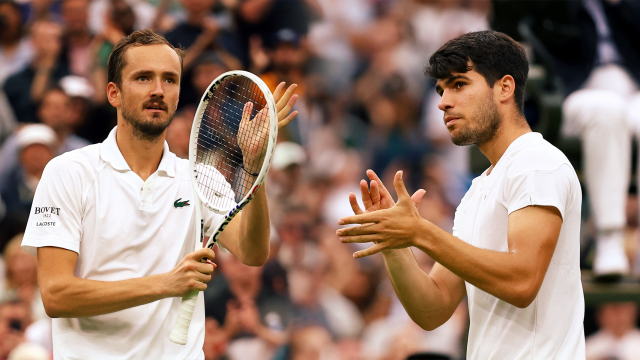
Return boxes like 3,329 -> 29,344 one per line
337,170 -> 426,259
238,82 -> 298,170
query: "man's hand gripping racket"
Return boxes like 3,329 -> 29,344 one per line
169,72 -> 297,345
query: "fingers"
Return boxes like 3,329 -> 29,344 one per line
338,212 -> 380,226
411,189 -> 427,208
241,102 -> 253,124
190,247 -> 216,261
366,169 -> 392,199
339,233 -> 380,244
275,83 -> 297,110
277,94 -> 299,130
393,171 -> 411,201
353,243 -> 386,259
277,109 -> 298,131
336,222 -> 378,237
349,192 -> 364,215
272,82 -> 286,103
370,179 -> 381,205
360,180 -> 372,209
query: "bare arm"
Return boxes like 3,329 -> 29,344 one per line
382,249 -> 466,330
345,170 -> 465,330
412,205 -> 561,309
38,246 -> 215,318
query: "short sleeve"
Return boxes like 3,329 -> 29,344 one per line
505,163 -> 574,220
21,157 -> 85,256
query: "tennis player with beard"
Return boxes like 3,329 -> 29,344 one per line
20,29 -> 298,359
337,30 -> 585,358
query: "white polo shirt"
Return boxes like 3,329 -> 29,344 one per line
22,127 -> 224,360
452,132 -> 585,359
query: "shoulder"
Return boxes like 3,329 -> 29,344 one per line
44,144 -> 103,181
174,156 -> 191,180
505,136 -> 574,179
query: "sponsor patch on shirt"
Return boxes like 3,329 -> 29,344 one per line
34,207 -> 61,217
35,221 -> 56,227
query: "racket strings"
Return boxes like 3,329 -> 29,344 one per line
194,76 -> 270,208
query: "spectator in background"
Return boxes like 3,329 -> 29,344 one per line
4,20 -> 69,124
0,0 -> 33,85
91,0 -> 137,105
60,0 -> 93,79
272,324 -> 339,360
305,0 -> 374,93
1,235 -> 45,322
0,300 -> 32,360
232,0 -> 311,68
164,0 -> 240,70
165,108 -> 193,159
0,87 -> 89,181
493,0 -> 640,279
0,125 -> 56,247
0,0 -> 32,142
205,251 -> 290,360
585,302 -> 640,360
180,50 -> 237,109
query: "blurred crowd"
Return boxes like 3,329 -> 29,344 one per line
1,0 -> 640,359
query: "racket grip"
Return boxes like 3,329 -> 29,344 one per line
169,292 -> 198,345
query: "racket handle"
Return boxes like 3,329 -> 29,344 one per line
169,291 -> 198,345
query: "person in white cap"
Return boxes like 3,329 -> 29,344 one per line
0,124 -> 56,224
0,87 -> 89,182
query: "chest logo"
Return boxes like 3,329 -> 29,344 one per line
174,198 -> 190,208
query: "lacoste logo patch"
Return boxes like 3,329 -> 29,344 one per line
174,198 -> 190,208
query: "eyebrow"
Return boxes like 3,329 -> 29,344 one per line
435,75 -> 471,94
131,70 -> 180,78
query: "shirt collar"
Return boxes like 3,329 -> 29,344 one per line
100,126 -> 176,178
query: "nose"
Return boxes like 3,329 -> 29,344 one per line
150,78 -> 164,97
438,90 -> 453,111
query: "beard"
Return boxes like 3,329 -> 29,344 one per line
121,96 -> 175,142
450,94 -> 501,146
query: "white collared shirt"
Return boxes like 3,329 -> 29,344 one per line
22,127 -> 224,360
453,132 -> 585,359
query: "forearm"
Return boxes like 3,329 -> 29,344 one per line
237,185 -> 270,265
30,67 -> 52,102
381,248 -> 459,330
183,32 -> 216,70
40,273 -> 169,318
254,324 -> 286,346
416,221 -> 539,308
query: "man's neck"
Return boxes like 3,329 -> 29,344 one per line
478,114 -> 531,173
115,122 -> 165,181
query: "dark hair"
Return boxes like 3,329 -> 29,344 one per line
425,30 -> 529,114
107,29 -> 185,88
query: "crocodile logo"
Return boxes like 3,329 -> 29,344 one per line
174,198 -> 190,208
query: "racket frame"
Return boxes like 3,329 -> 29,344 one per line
169,70 -> 278,345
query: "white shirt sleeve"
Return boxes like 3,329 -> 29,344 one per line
21,157 -> 85,256
504,163 -> 574,220
202,207 -> 230,253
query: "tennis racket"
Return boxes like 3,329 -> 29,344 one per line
169,70 -> 278,345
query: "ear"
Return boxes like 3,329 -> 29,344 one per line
495,74 -> 516,104
107,82 -> 121,108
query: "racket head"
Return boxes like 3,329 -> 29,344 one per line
188,70 -> 278,216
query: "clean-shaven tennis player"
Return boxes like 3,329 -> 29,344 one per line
21,29 -> 298,359
337,30 -> 585,358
